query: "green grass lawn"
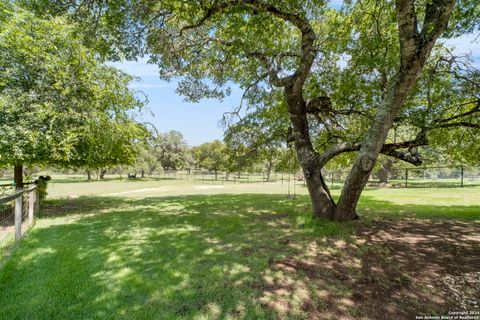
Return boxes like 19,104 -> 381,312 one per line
0,179 -> 479,319
45,177 -> 480,221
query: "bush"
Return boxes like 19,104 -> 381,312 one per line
35,175 -> 51,201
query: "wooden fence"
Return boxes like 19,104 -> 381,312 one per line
0,184 -> 39,242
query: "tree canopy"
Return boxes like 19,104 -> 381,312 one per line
152,130 -> 189,171
192,140 -> 227,180
19,0 -> 480,219
0,7 -> 146,186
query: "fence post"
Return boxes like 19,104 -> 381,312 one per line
461,165 -> 464,188
28,188 -> 35,223
15,192 -> 23,241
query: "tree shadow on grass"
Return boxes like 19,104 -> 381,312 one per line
1,194 -> 315,319
0,194 -> 478,319
357,196 -> 480,221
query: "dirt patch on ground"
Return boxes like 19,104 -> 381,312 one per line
259,219 -> 480,319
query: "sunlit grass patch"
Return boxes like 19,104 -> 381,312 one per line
0,187 -> 478,319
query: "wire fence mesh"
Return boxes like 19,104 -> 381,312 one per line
2,166 -> 477,193
146,166 -> 479,188
0,186 -> 39,246
323,166 -> 480,188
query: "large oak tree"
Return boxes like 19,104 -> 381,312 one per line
24,0 -> 480,220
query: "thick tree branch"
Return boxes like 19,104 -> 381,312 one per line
384,149 -> 422,165
420,0 -> 457,46
180,0 -> 317,89
396,0 -> 455,69
319,134 -> 428,167
436,121 -> 480,129
395,0 -> 419,66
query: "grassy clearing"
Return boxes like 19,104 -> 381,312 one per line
0,179 -> 479,319
45,177 -> 296,199
0,195 -> 321,319
46,177 -> 480,221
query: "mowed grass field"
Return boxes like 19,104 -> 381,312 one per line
0,177 -> 479,319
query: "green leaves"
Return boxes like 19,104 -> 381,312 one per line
192,140 -> 227,172
19,0 -> 479,169
0,8 -> 145,170
152,130 -> 189,171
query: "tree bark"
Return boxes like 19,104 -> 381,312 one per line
334,67 -> 424,220
265,159 -> 273,182
214,169 -> 218,180
333,0 -> 455,221
141,169 -> 145,178
378,159 -> 393,185
173,0 -> 454,222
99,169 -> 107,180
14,164 -> 23,190
285,87 -> 335,218
87,170 -> 92,181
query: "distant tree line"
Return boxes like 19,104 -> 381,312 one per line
125,129 -> 300,182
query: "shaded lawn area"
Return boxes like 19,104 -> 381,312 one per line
0,194 -> 479,319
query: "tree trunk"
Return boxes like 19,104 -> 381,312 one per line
87,170 -> 92,181
378,167 -> 388,185
333,0 -> 456,220
285,87 -> 335,218
141,169 -> 145,178
378,159 -> 393,185
334,63 -> 432,220
266,160 -> 273,182
335,76 -> 415,219
99,169 -> 107,180
226,172 -> 229,181
214,170 -> 217,180
14,164 -> 23,190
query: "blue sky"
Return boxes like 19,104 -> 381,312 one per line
107,61 -> 244,146
109,33 -> 480,146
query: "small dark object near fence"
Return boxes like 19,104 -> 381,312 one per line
128,173 -> 137,179
33,175 -> 51,201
